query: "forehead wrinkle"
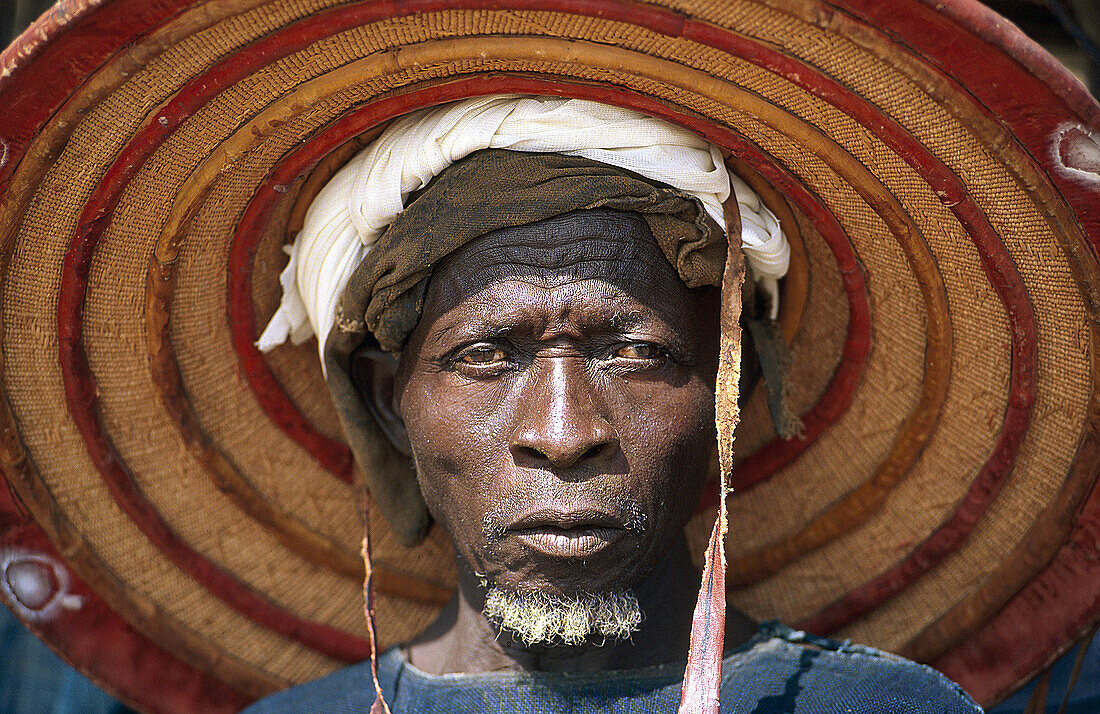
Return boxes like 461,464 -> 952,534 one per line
425,251 -> 679,327
427,209 -> 674,294
422,274 -> 702,352
442,259 -> 667,298
440,240 -> 669,297
415,209 -> 701,344
429,288 -> 538,339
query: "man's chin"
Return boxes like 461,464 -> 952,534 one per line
482,586 -> 642,648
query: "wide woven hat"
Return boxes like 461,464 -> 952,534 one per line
1,0 -> 1098,711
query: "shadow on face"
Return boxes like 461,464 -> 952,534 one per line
356,209 -> 725,596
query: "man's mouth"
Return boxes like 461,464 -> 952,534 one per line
506,509 -> 627,558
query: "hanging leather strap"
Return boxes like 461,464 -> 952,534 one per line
678,201 -> 746,713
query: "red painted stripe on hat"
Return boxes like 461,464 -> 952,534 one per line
0,469 -> 257,710
4,0 -> 868,487
681,12 -> 1038,627
59,171 -> 373,666
661,12 -> 1038,621
26,0 -> 1056,668
0,0 -> 197,188
932,437 -> 1100,703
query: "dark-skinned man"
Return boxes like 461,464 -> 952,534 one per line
246,96 -> 981,713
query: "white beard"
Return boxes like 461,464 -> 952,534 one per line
483,587 -> 642,647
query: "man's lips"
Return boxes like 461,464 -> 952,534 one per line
505,509 -> 627,558
512,527 -> 624,558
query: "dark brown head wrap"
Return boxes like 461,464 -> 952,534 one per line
323,148 -> 728,545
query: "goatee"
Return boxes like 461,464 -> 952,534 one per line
483,587 -> 642,647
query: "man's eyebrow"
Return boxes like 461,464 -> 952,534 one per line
431,319 -> 501,343
601,306 -> 697,357
608,310 -> 647,331
429,307 -> 518,343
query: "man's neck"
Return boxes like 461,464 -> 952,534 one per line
404,536 -> 757,675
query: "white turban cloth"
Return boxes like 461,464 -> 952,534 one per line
257,95 -> 790,358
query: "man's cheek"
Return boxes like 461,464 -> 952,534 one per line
622,391 -> 714,502
434,379 -> 516,440
409,386 -> 508,453
408,417 -> 511,516
618,387 -> 713,450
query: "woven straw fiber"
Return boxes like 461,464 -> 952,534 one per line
627,0 -> 1093,652
0,0 -> 1096,703
700,3 -> 1094,650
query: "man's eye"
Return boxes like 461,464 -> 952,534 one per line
613,343 -> 666,360
458,345 -> 509,365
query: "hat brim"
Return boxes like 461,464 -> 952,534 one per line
0,0 -> 1098,711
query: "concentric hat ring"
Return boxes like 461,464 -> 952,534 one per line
0,0 -> 1098,711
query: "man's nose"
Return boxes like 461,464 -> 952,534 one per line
510,356 -> 619,470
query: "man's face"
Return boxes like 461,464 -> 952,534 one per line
395,210 -> 720,597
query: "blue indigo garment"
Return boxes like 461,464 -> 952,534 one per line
0,606 -> 135,714
989,628 -> 1100,714
245,621 -> 982,713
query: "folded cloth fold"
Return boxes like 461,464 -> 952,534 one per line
330,148 -> 727,354
256,95 -> 789,358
